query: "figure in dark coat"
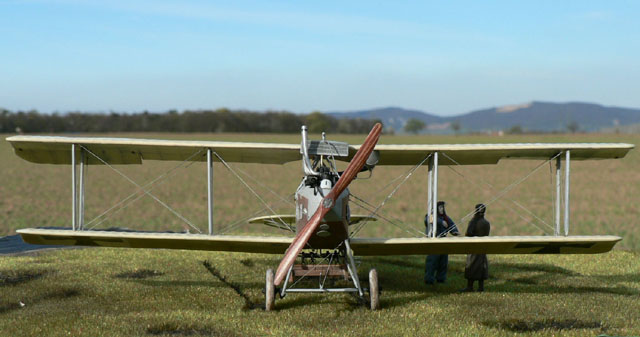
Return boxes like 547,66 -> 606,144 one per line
424,201 -> 460,285
460,204 -> 490,292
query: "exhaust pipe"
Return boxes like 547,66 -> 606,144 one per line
301,126 -> 319,176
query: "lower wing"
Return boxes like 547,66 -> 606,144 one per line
17,228 -> 292,254
350,236 -> 621,255
18,228 -> 620,255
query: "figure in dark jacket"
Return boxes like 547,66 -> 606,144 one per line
424,201 -> 460,284
460,204 -> 490,292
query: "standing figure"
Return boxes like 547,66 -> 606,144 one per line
460,204 -> 491,292
424,201 -> 459,285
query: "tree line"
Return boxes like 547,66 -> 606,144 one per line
0,109 -> 381,134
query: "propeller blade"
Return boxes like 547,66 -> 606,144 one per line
274,123 -> 382,285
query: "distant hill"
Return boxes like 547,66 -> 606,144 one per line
456,101 -> 640,132
328,102 -> 640,133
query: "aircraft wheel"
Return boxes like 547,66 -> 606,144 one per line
265,269 -> 275,311
368,268 -> 380,310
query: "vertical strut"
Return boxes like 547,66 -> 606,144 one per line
207,148 -> 214,235
564,150 -> 571,236
79,148 -> 86,230
344,240 -> 363,297
427,159 -> 433,236
431,152 -> 439,238
280,265 -> 294,298
71,144 -> 77,231
555,155 -> 561,236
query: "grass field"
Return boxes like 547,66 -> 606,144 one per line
1,132 -> 639,336
0,249 -> 638,336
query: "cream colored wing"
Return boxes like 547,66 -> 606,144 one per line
6,135 -> 300,165
17,229 -> 619,255
350,235 -> 621,255
6,135 -> 634,166
350,143 -> 635,165
18,228 -> 293,254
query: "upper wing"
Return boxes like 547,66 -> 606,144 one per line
351,143 -> 635,165
18,228 -> 619,254
350,235 -> 621,254
6,135 -> 301,165
6,136 -> 634,165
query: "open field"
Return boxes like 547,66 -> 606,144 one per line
1,132 -> 639,336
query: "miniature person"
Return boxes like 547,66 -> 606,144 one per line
424,201 -> 460,284
460,204 -> 491,292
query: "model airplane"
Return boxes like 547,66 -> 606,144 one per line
6,124 -> 634,310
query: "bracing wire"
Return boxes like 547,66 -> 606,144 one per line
349,154 -> 432,237
350,195 -> 426,237
82,146 -> 203,233
439,151 -> 562,236
217,193 -> 296,234
85,149 -> 202,229
213,152 -> 295,233
88,160 -> 200,230
233,166 -> 295,206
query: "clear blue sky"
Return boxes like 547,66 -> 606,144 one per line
1,0 -> 639,116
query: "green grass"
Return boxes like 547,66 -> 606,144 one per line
0,248 -> 638,336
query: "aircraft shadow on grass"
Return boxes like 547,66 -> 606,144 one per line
107,255 -> 640,311
481,318 -> 605,333
353,257 -> 640,309
490,262 -> 640,296
0,287 -> 80,314
3,252 -> 635,314
245,257 -> 640,309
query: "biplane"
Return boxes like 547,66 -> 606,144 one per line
6,124 -> 633,310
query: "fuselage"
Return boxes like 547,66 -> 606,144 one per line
295,179 -> 350,249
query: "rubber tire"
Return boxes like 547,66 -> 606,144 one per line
265,269 -> 275,311
369,268 -> 380,310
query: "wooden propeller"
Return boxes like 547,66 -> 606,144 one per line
274,123 -> 382,286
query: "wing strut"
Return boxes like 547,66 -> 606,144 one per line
207,148 -> 214,235
430,152 -> 438,238
564,150 -> 571,235
555,155 -> 561,235
553,151 -> 571,236
71,144 -> 77,230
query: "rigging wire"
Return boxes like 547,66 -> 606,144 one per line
82,146 -> 203,233
349,195 -> 425,237
349,154 -> 432,238
213,152 -> 295,233
217,193 -> 296,234
85,148 -> 202,229
438,151 -> 562,236
88,160 -> 201,231
233,166 -> 295,206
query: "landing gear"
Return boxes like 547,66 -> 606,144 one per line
265,269 -> 275,311
368,268 -> 380,310
274,241 -> 382,310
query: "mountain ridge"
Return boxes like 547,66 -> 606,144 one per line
327,101 -> 640,133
